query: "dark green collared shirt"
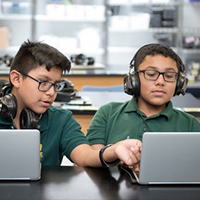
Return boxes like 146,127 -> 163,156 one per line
0,106 -> 89,166
86,97 -> 200,145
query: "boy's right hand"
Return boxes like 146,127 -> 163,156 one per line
114,139 -> 142,169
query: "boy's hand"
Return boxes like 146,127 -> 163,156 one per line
114,139 -> 142,169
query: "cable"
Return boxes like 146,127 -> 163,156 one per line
138,112 -> 150,132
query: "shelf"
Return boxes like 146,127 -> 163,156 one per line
0,14 -> 31,20
71,63 -> 105,70
0,0 -> 200,74
108,1 -> 179,6
183,27 -> 200,34
108,2 -> 149,6
185,2 -> 200,6
34,15 -> 105,22
108,46 -> 179,53
60,48 -> 105,55
108,46 -> 137,52
0,46 -> 19,54
181,49 -> 200,54
109,27 -> 178,33
0,46 -> 104,56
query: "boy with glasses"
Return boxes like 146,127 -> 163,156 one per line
0,40 -> 142,167
86,44 -> 200,169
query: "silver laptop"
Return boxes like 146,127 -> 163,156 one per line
133,132 -> 200,185
0,130 -> 41,181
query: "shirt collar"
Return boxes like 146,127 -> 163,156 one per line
124,97 -> 173,120
38,109 -> 49,132
159,101 -> 173,120
0,116 -> 13,126
124,97 -> 138,112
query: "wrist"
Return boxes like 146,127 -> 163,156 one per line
99,144 -> 120,168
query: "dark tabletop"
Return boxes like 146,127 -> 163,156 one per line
0,166 -> 200,200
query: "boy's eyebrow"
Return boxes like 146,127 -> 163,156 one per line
145,66 -> 177,72
37,75 -> 61,83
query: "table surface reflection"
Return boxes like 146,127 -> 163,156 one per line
0,166 -> 200,200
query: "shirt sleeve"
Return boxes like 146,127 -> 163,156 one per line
60,112 -> 89,160
86,104 -> 110,145
191,117 -> 200,131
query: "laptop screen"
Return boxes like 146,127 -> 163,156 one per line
139,132 -> 200,185
0,129 -> 41,180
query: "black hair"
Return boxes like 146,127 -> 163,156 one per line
133,43 -> 183,71
10,40 -> 71,74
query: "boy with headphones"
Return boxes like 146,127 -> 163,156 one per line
0,40 -> 142,167
86,43 -> 200,161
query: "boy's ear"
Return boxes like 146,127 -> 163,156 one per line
9,70 -> 21,88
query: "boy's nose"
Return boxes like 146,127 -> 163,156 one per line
155,74 -> 165,84
46,85 -> 56,95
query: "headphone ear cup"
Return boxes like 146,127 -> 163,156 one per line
20,109 -> 40,129
70,54 -> 77,63
3,55 -> 13,67
55,90 -> 76,102
0,80 -> 9,95
0,93 -> 17,118
124,73 -> 140,96
87,57 -> 95,65
55,79 -> 76,102
174,73 -> 188,96
70,54 -> 95,66
75,54 -> 86,65
1,84 -> 11,97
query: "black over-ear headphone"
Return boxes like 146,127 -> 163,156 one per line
0,55 -> 13,67
124,44 -> 188,97
0,85 -> 41,129
55,79 -> 76,102
70,54 -> 95,66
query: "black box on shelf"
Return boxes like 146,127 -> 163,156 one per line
154,33 -> 175,46
163,7 -> 176,20
162,20 -> 175,27
150,6 -> 176,28
183,36 -> 200,49
150,14 -> 162,27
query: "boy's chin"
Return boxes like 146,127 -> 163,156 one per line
33,108 -> 47,115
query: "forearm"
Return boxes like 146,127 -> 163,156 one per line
70,144 -> 101,167
70,139 -> 142,168
70,144 -> 119,167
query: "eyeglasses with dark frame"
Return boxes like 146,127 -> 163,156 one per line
137,69 -> 179,83
19,72 -> 65,92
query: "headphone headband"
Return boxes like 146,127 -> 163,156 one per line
129,44 -> 186,73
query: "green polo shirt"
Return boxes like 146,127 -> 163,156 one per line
86,97 -> 200,145
0,106 -> 89,166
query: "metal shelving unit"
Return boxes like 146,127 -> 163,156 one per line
0,0 -> 107,66
107,0 -> 181,67
0,0 -> 200,72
